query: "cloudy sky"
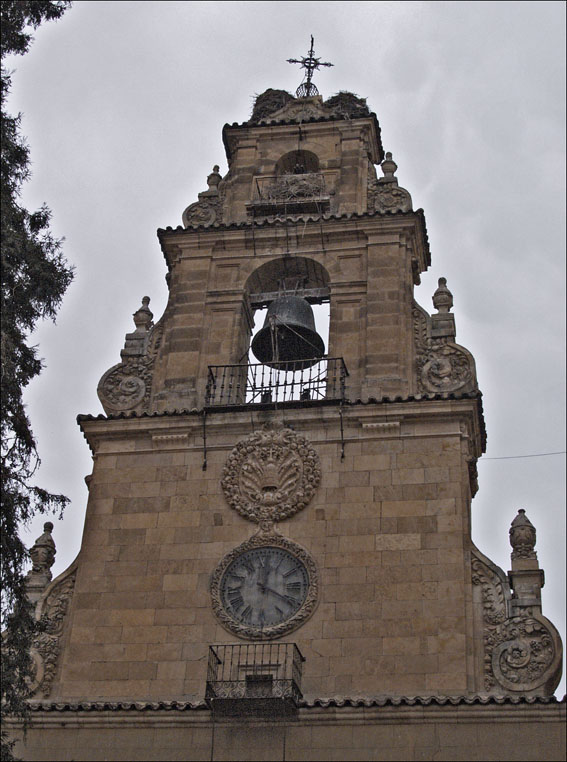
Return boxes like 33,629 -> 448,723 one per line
5,1 -> 565,695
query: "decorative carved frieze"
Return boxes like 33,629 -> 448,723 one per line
29,568 -> 77,697
221,424 -> 321,523
151,433 -> 190,449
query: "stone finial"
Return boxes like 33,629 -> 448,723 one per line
509,509 -> 537,560
132,296 -> 153,333
432,277 -> 453,313
198,165 -> 223,200
26,522 -> 56,603
207,165 -> 222,193
380,151 -> 398,182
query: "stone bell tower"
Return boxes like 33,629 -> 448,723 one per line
14,43 -> 564,762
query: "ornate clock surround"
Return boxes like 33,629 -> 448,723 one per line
210,526 -> 320,640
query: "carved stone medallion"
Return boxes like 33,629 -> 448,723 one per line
182,197 -> 223,228
210,527 -> 319,640
221,425 -> 321,523
419,345 -> 472,392
488,616 -> 559,692
97,358 -> 152,413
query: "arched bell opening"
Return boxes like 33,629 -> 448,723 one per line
243,258 -> 339,406
204,258 -> 345,407
246,257 -> 330,368
274,150 -> 320,176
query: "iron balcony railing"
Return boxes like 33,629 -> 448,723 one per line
205,357 -> 348,408
206,643 -> 304,708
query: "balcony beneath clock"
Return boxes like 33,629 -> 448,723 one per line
205,643 -> 305,717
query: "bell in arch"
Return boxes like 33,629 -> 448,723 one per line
251,295 -> 325,369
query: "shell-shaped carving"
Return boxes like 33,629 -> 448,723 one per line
221,425 -> 321,523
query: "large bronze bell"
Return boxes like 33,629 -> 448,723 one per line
251,295 -> 325,369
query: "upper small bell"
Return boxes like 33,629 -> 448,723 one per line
251,295 -> 325,370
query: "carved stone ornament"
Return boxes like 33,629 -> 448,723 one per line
418,342 -> 473,393
29,567 -> 77,697
210,525 -> 319,640
471,551 -> 561,694
367,152 -> 413,214
368,182 -> 413,214
97,309 -> 164,416
413,302 -> 476,394
97,356 -> 153,414
182,197 -> 223,228
265,173 -> 325,201
26,522 -> 56,585
221,425 -> 321,523
258,97 -> 331,125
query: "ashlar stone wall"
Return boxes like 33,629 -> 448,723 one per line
45,400 -> 482,703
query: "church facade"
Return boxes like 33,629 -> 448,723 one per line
11,72 -> 564,760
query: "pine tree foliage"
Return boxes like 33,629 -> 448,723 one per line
1,3 -> 73,758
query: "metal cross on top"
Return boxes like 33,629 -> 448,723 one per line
287,36 -> 333,98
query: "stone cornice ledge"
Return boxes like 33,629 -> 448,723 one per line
3,695 -> 562,729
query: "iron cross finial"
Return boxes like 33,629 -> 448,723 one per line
287,36 -> 333,98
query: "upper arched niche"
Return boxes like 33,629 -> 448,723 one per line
245,257 -> 330,305
275,150 -> 320,176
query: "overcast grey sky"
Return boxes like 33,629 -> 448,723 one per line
6,1 -> 565,696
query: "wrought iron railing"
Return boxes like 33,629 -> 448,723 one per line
206,643 -> 304,705
205,357 -> 348,407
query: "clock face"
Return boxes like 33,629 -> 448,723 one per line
219,546 -> 310,630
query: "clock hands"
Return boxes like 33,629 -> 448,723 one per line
257,582 -> 298,606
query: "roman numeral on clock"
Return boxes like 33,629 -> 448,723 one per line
285,582 -> 301,594
227,589 -> 244,608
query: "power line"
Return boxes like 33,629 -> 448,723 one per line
482,451 -> 566,461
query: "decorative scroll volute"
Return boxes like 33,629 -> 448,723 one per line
367,152 -> 413,214
97,297 -> 163,416
412,289 -> 478,395
28,562 -> 78,698
471,548 -> 562,695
